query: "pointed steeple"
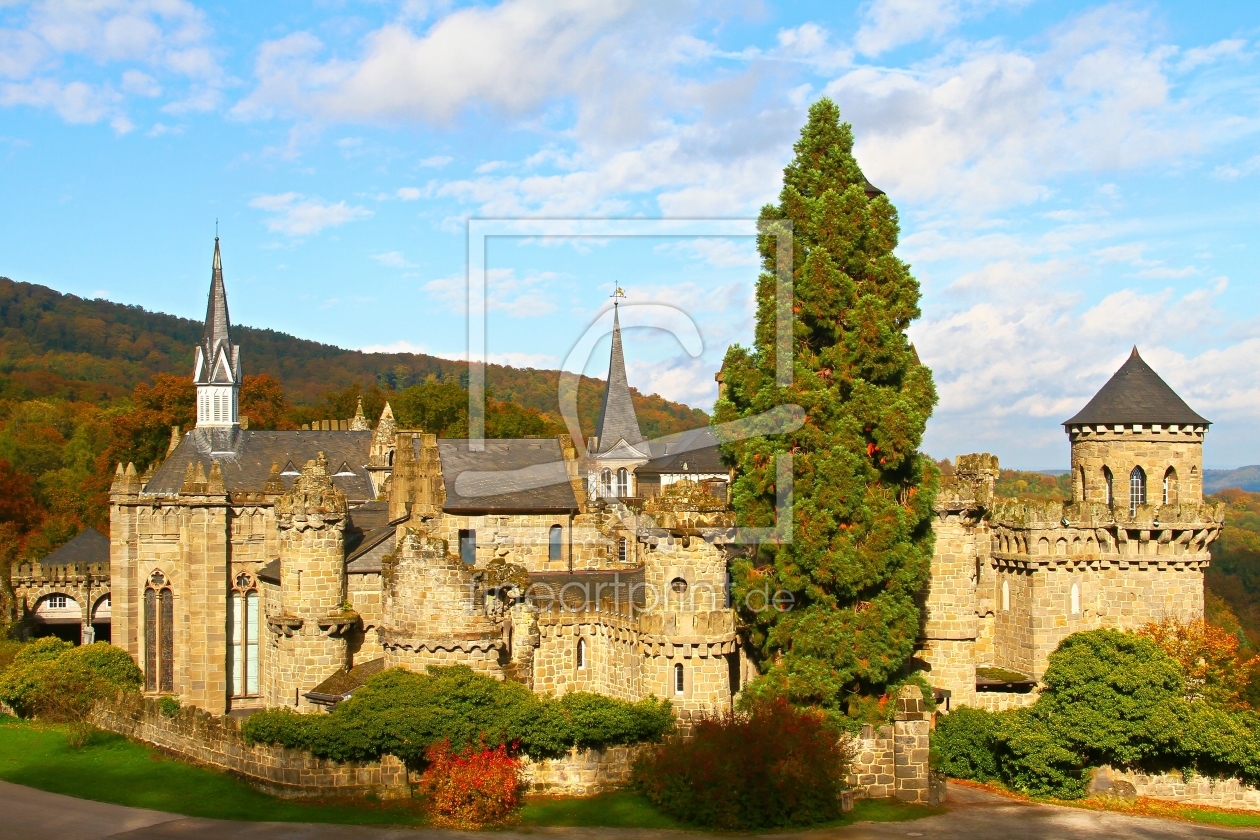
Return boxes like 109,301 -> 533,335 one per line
203,237 -> 231,351
193,237 -> 242,428
595,304 -> 644,453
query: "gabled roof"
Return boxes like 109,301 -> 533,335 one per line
595,306 -> 644,453
1064,347 -> 1210,428
38,528 -> 109,566
434,438 -> 580,512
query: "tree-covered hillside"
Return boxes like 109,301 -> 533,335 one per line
0,278 -> 707,440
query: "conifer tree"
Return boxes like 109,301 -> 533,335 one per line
715,99 -> 938,708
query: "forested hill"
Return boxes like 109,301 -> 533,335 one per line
0,278 -> 707,439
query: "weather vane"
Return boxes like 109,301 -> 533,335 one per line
610,286 -> 626,307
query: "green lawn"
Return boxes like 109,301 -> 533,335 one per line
0,716 -> 428,826
0,715 -> 941,831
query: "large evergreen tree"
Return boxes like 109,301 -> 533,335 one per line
715,99 -> 938,709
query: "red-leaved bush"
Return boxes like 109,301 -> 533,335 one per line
632,699 -> 852,829
419,739 -> 521,828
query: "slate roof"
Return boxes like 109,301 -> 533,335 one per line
527,567 -> 647,610
256,558 -> 280,585
433,438 -> 580,512
1064,347 -> 1210,427
145,428 -> 374,500
39,528 -> 109,566
638,427 -> 725,476
194,238 -> 239,386
306,657 -> 385,706
595,306 -> 645,453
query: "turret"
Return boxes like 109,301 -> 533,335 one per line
1064,347 -> 1210,512
193,238 -> 242,428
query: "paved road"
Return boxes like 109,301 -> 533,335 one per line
1,779 -> 1256,839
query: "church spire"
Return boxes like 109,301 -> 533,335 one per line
203,237 -> 231,352
193,237 -> 242,428
594,301 -> 644,454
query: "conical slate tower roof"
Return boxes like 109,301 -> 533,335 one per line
1064,347 -> 1209,427
595,306 -> 644,453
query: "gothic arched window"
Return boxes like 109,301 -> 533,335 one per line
1103,467 -> 1114,507
1077,466 -> 1087,502
548,525 -> 563,561
600,468 -> 612,497
1163,467 -> 1178,505
674,663 -> 685,695
144,570 -> 174,693
616,468 -> 630,497
1070,582 -> 1081,615
1129,466 -> 1146,516
1001,579 -> 1010,612
229,571 -> 259,697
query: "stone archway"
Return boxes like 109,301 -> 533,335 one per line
31,592 -> 83,644
91,592 -> 112,643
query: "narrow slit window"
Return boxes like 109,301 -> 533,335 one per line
674,663 -> 685,695
459,529 -> 477,565
548,525 -> 563,561
1001,579 -> 1010,612
576,638 -> 586,670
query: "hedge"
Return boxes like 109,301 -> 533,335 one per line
242,665 -> 674,765
0,638 -> 142,720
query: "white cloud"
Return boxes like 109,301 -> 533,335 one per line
0,78 -> 124,126
249,192 -> 373,236
418,154 -> 451,167
1177,38 -> 1248,72
1214,155 -> 1260,180
830,6 -> 1210,212
233,0 -> 639,124
424,268 -> 560,318
854,0 -> 1030,57
371,250 -> 417,268
121,69 -> 160,97
487,351 -> 557,368
358,339 -> 430,355
396,187 -> 422,200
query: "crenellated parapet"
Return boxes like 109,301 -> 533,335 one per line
275,453 -> 347,527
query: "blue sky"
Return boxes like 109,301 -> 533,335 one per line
1,1 -> 1258,469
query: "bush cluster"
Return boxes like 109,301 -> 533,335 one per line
242,665 -> 673,765
419,740 -> 521,829
632,698 -> 852,829
0,638 -> 142,737
935,629 -> 1260,798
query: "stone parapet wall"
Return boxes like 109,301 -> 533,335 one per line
90,692 -> 409,799
846,724 -> 896,799
1114,769 -> 1260,811
91,691 -> 658,799
844,687 -> 943,806
518,745 -> 649,795
972,690 -> 1039,712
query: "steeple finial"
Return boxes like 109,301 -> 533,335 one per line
1130,345 -> 1140,360
594,304 -> 644,454
193,237 -> 242,428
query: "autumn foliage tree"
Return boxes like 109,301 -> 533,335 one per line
1139,619 -> 1259,709
715,99 -> 938,708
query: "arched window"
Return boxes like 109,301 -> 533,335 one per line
1001,579 -> 1010,612
548,525 -> 563,561
616,468 -> 630,497
1103,467 -> 1114,507
1163,467 -> 1177,505
1077,466 -> 1087,502
576,638 -> 586,671
600,468 -> 612,497
229,572 -> 259,698
144,570 -> 174,693
1070,582 -> 1081,615
618,537 -> 628,563
1129,466 -> 1146,516
674,663 -> 685,695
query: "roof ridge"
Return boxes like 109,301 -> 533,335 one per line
1063,347 -> 1209,427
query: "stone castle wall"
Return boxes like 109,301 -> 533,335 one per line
90,692 -> 410,799
1069,424 -> 1206,507
1113,768 -> 1260,812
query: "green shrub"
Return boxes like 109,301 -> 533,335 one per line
933,706 -> 1001,782
632,698 -> 851,829
935,629 -> 1260,799
0,640 -> 140,720
242,665 -> 673,765
157,696 -> 181,717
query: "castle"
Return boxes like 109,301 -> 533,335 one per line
13,240 -> 1225,717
